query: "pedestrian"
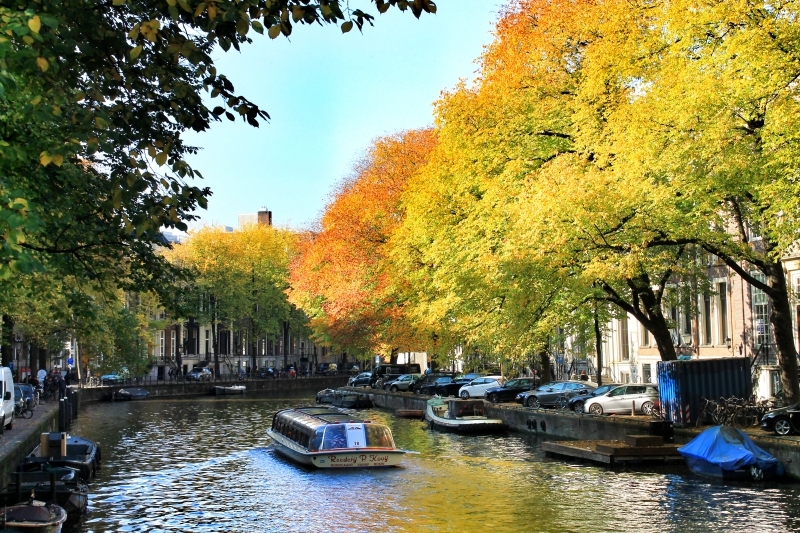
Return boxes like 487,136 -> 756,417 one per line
579,370 -> 589,381
37,367 -> 47,383
57,374 -> 66,400
533,369 -> 541,387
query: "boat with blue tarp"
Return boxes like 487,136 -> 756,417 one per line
678,425 -> 785,481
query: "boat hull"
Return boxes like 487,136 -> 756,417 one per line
425,400 -> 505,434
113,388 -> 149,400
215,386 -> 246,395
21,434 -> 100,482
0,502 -> 67,533
267,430 -> 404,468
395,409 -> 424,418
683,456 -> 784,481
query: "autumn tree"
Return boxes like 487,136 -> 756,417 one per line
166,224 -> 297,374
290,129 -> 436,362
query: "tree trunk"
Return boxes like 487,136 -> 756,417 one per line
765,262 -> 800,403
389,347 -> 398,365
539,351 -> 551,385
594,311 -> 603,387
1,315 -> 13,368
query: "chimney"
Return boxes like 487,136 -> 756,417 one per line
257,207 -> 272,227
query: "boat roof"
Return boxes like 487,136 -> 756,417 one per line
276,407 -> 372,428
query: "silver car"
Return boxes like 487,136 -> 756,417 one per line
383,374 -> 422,392
584,384 -> 659,415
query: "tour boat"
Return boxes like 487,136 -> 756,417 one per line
267,407 -> 406,468
214,385 -> 246,395
425,397 -> 506,434
20,433 -> 100,481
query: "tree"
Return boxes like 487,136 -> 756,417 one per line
0,0 -> 436,309
290,129 -> 436,361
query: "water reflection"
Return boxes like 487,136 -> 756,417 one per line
65,398 -> 800,533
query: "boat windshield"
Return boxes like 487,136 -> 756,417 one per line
320,423 -> 395,450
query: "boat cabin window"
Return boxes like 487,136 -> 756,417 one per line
364,425 -> 395,448
321,425 -> 348,450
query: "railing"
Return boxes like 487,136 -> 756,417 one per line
80,371 -> 349,388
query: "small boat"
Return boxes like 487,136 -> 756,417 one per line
214,385 -> 246,395
20,433 -> 100,481
678,425 -> 785,481
395,409 -> 424,419
112,387 -> 149,401
315,388 -> 336,404
0,500 -> 67,533
425,398 -> 506,434
267,406 -> 406,468
0,466 -> 88,515
330,389 -> 373,409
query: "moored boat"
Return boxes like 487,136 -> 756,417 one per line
330,389 -> 373,409
315,388 -> 336,404
0,466 -> 88,515
267,406 -> 406,468
0,501 -> 67,533
425,398 -> 506,434
214,385 -> 246,395
20,433 -> 100,481
113,387 -> 149,401
678,425 -> 785,481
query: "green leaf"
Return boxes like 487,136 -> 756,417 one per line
268,24 -> 281,39
251,20 -> 264,34
341,21 -> 353,33
130,45 -> 143,60
155,152 -> 168,166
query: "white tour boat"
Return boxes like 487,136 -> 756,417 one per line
267,407 -> 406,468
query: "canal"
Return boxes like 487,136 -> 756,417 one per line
65,396 -> 799,533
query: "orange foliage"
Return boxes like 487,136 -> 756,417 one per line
289,129 -> 437,356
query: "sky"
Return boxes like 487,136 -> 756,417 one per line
183,1 -> 505,231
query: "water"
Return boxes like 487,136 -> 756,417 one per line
63,397 -> 800,533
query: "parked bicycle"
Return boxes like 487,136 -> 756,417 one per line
14,398 -> 33,419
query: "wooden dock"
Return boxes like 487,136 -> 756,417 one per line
542,435 -> 685,465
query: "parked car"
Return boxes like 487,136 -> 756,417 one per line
566,383 -> 623,413
760,403 -> 800,436
409,372 -> 455,394
458,376 -> 504,399
383,374 -> 422,392
518,381 -> 595,408
101,373 -> 124,385
435,377 -> 475,397
186,368 -> 212,382
348,372 -> 372,387
583,384 -> 659,415
417,376 -> 457,396
256,368 -> 275,379
484,377 -> 538,403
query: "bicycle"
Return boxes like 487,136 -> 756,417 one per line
14,399 -> 33,419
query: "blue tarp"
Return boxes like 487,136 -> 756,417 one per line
678,426 -> 784,478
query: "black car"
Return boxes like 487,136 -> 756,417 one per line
566,383 -> 623,413
434,377 -> 474,397
484,378 -> 537,403
348,372 -> 373,387
417,376 -> 457,396
517,381 -> 595,408
410,373 -> 454,394
256,368 -> 276,379
761,402 -> 800,435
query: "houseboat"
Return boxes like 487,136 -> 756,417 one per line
425,397 -> 506,434
267,407 -> 406,468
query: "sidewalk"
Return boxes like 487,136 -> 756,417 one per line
0,402 -> 59,488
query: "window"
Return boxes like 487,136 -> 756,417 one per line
171,330 -> 176,357
159,331 -> 164,358
703,293 -> 712,345
621,372 -> 630,384
609,386 -> 628,396
620,316 -> 630,361
643,364 -> 652,383
718,282 -> 729,345
640,325 -> 649,347
750,272 -> 772,347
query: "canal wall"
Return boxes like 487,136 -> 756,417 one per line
78,376 -> 349,402
366,389 -> 800,480
0,402 -> 59,489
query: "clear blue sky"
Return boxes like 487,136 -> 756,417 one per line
183,1 -> 504,230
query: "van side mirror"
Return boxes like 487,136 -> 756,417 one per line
4,391 -> 10,401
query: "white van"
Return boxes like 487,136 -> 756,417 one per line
1,367 -> 14,429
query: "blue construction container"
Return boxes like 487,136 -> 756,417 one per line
656,357 -> 751,428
